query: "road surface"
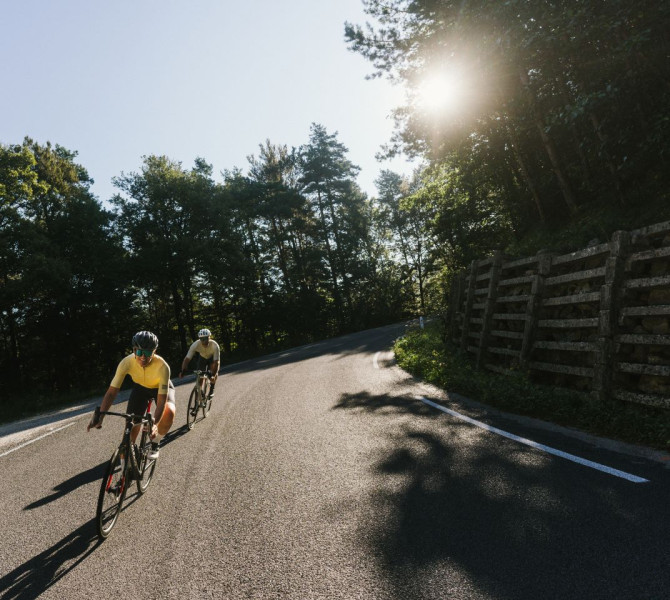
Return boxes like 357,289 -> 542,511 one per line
1,322 -> 668,599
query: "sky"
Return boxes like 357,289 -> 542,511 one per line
1,0 -> 417,203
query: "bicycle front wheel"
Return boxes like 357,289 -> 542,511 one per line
187,387 -> 199,429
96,447 -> 127,539
137,434 -> 157,494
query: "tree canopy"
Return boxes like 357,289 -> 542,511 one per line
346,0 -> 670,237
0,128 -> 426,414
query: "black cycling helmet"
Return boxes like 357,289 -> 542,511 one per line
132,330 -> 159,350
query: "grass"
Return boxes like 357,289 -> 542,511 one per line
394,321 -> 670,451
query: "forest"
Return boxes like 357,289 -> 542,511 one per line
1,0 -> 668,415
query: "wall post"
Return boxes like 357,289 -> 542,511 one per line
593,231 -> 630,402
477,252 -> 503,368
520,251 -> 553,369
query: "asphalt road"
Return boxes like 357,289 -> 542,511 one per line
1,322 -> 669,600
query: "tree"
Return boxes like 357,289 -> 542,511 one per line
0,139 -> 128,399
300,124 -> 364,331
112,155 -> 219,358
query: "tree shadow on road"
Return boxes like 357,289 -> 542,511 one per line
0,519 -> 100,600
334,391 -> 670,600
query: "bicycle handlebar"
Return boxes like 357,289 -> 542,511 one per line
95,407 -> 153,423
192,369 -> 212,376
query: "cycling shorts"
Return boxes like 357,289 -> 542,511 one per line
127,380 -> 176,418
196,353 -> 218,373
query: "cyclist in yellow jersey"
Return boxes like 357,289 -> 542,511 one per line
87,331 -> 176,459
179,328 -> 220,398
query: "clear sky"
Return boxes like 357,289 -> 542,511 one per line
1,0 -> 416,203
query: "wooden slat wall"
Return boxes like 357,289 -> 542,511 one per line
448,222 -> 670,408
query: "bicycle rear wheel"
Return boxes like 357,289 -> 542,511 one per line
96,447 -> 127,539
137,433 -> 157,494
187,387 -> 199,429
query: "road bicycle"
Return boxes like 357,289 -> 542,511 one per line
94,405 -> 158,539
186,369 -> 213,430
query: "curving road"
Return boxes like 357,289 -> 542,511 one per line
1,322 -> 669,599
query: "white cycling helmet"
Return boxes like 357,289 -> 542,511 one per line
198,328 -> 211,338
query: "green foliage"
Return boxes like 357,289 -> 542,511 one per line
348,0 -> 670,269
1,126 -> 419,420
395,322 -> 670,450
0,139 -> 132,403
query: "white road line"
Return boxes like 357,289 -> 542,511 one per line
0,422 -> 76,458
416,396 -> 649,484
373,352 -> 381,369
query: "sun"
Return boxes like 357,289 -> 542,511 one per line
416,69 -> 467,115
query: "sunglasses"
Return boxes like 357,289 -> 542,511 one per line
135,348 -> 154,358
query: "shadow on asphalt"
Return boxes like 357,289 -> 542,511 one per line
9,465 -> 172,598
162,423 -> 190,446
333,390 -> 670,600
23,421 -> 189,513
24,462 -> 107,511
0,518 -> 101,599
10,425 -> 194,596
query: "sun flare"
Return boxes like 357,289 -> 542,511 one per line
416,69 -> 467,115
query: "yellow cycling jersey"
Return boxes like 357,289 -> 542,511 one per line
110,354 -> 171,394
186,339 -> 220,361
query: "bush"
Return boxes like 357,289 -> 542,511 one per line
394,322 -> 670,450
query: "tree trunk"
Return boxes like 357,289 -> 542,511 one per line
315,190 -> 344,329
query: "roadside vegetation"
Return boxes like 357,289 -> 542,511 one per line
394,321 -> 670,451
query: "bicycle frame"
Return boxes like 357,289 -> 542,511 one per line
95,404 -> 157,539
186,369 -> 212,429
196,369 -> 211,394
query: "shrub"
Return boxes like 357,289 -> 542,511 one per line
394,322 -> 670,450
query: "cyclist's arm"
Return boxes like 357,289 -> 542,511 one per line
179,357 -> 191,377
180,341 -> 199,376
87,386 -> 120,431
209,342 -> 220,378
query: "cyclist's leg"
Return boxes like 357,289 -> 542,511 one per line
196,354 -> 208,394
148,382 -> 175,459
156,381 -> 176,436
208,359 -> 219,396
